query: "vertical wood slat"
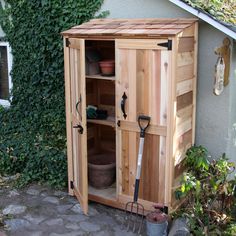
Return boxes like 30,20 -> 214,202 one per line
122,131 -> 129,195
64,38 -> 74,196
150,51 -> 161,125
79,39 -> 88,214
165,38 -> 177,206
115,40 -> 122,198
192,22 -> 198,144
140,134 -> 160,202
128,132 -> 137,196
136,49 -> 149,116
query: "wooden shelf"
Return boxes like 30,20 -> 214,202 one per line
86,74 -> 115,81
87,116 -> 115,128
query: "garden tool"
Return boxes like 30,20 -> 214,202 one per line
124,115 -> 151,234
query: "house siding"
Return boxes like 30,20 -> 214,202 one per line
228,43 -> 236,163
100,0 -> 236,161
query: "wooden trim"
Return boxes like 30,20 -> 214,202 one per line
158,136 -> 166,203
115,40 -> 123,198
80,39 -> 88,215
64,37 -> 74,196
74,187 -> 87,214
68,38 -> 82,49
119,120 -> 167,136
89,194 -> 158,215
88,194 -> 121,208
116,39 -> 169,50
192,22 -> 198,144
118,194 -> 157,214
166,37 -> 177,207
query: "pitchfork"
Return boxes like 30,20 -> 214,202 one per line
124,115 -> 151,234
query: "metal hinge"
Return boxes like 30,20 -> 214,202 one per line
70,181 -> 74,189
163,206 -> 168,214
157,40 -> 172,50
66,38 -> 70,47
117,120 -> 121,127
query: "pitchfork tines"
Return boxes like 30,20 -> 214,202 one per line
124,201 -> 144,234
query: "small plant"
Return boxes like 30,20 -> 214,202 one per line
174,146 -> 236,235
146,204 -> 168,236
146,205 -> 168,223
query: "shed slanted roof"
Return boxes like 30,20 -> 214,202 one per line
62,18 -> 197,38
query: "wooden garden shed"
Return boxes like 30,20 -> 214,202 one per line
62,18 -> 198,215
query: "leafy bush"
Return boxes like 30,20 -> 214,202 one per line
174,146 -> 236,235
0,0 -> 108,188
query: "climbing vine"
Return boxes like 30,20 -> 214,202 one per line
0,0 -> 108,188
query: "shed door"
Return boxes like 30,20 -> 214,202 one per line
67,38 -> 88,214
116,39 -> 171,209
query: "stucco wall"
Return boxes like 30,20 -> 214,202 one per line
228,43 -> 236,162
100,0 -> 236,161
196,24 -> 231,159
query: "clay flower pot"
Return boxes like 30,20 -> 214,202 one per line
88,153 -> 116,189
99,60 -> 115,76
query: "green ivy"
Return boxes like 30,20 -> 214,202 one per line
0,1 -> 108,188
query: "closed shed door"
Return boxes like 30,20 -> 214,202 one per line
115,39 -> 171,207
65,38 -> 88,214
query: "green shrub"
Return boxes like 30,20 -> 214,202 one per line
183,0 -> 236,25
0,0 -> 108,188
174,146 -> 236,235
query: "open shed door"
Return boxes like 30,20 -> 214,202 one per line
65,38 -> 88,214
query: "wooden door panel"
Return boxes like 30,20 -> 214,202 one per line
116,40 -> 169,126
68,38 -> 88,214
120,130 -> 164,203
116,39 -> 170,206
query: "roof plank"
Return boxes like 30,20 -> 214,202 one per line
62,18 -> 197,38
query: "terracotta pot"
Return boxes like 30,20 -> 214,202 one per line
99,60 -> 115,76
88,152 -> 116,189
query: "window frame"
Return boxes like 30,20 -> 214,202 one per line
0,41 -> 12,107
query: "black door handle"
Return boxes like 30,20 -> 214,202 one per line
73,124 -> 84,134
121,92 -> 127,119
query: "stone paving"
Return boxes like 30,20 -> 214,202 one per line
0,184 -> 142,236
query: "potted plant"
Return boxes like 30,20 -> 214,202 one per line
146,204 -> 168,236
